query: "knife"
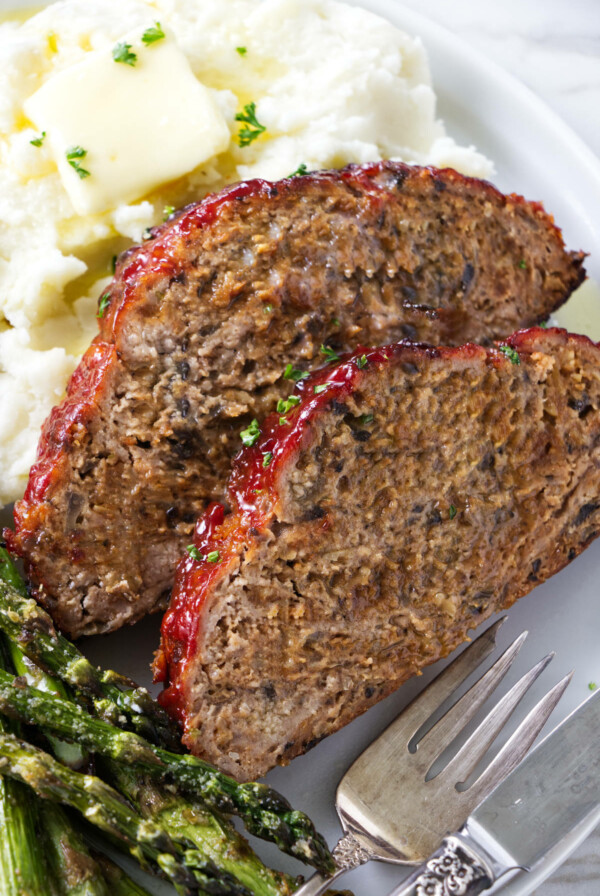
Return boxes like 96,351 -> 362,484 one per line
386,689 -> 600,896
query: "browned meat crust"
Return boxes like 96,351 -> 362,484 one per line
156,329 -> 600,781
7,162 -> 586,638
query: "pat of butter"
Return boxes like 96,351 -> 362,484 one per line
24,28 -> 230,215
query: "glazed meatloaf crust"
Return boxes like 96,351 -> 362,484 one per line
8,162 -> 585,638
156,328 -> 600,782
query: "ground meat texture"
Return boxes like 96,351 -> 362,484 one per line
156,328 -> 600,782
7,162 -> 585,638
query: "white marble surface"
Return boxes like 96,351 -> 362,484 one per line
397,3 -> 600,893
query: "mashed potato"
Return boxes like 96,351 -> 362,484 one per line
0,0 -> 493,505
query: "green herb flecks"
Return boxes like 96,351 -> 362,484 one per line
283,363 -> 308,382
111,255 -> 117,274
65,146 -> 90,179
235,102 -> 266,147
590,682 -> 598,692
186,545 -> 203,562
236,46 -> 247,56
358,413 -> 374,425
289,163 -> 308,178
112,41 -> 137,66
519,259 -> 527,269
141,22 -> 165,45
97,292 -> 110,319
279,416 -> 289,426
262,452 -> 273,468
331,318 -> 340,327
240,419 -> 261,447
355,354 -> 368,369
449,504 -> 458,520
276,395 -> 300,415
313,384 -> 328,395
263,304 -> 273,314
206,551 -> 220,563
320,344 -> 339,364
498,345 -> 520,365
30,131 -> 46,147
163,205 -> 175,220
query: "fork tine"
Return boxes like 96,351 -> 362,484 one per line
391,617 -> 507,743
467,671 -> 573,805
434,652 -> 554,784
413,629 -> 528,769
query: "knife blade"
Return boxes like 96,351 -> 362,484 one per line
386,689 -> 600,896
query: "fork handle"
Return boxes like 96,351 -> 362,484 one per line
386,835 -> 495,896
291,831 -> 373,896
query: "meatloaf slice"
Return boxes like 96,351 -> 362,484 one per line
155,328 -> 600,781
8,162 -> 585,638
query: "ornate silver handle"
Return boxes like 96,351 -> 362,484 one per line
386,836 -> 494,896
292,831 -> 373,896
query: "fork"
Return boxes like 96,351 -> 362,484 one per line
293,618 -> 571,896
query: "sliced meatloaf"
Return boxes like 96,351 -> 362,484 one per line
8,162 -> 586,638
155,328 -> 600,781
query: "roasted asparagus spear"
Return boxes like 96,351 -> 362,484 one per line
0,565 -> 334,874
0,549 -> 180,751
0,665 -> 333,873
0,636 -> 50,896
0,730 -> 253,896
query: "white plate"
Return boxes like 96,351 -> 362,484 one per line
7,2 -> 600,894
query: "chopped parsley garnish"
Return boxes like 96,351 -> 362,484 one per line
320,344 -> 339,363
331,318 -> 340,327
163,205 -> 175,220
539,320 -> 549,328
112,41 -> 137,66
355,354 -> 368,369
262,451 -> 273,468
519,259 -> 527,269
279,416 -> 289,425
142,22 -> 165,45
186,545 -> 203,561
97,292 -> 111,319
236,46 -> 247,56
240,418 -> 261,446
235,102 -> 266,147
449,504 -> 458,520
30,131 -> 46,147
498,345 -> 520,365
590,682 -> 598,692
313,383 -> 328,395
289,163 -> 308,177
66,146 -> 90,179
358,413 -> 374,425
277,395 -> 301,414
206,551 -> 221,563
263,303 -> 273,314
111,255 -> 117,274
284,363 -> 308,382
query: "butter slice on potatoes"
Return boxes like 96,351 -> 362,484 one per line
24,27 -> 230,215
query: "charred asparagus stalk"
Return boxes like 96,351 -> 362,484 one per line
0,668 -> 334,873
105,760 -> 296,896
0,634 -> 51,896
0,730 -> 252,896
0,547 -> 88,767
40,802 -> 111,896
0,553 -> 180,752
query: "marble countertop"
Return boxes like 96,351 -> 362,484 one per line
397,3 -> 600,893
